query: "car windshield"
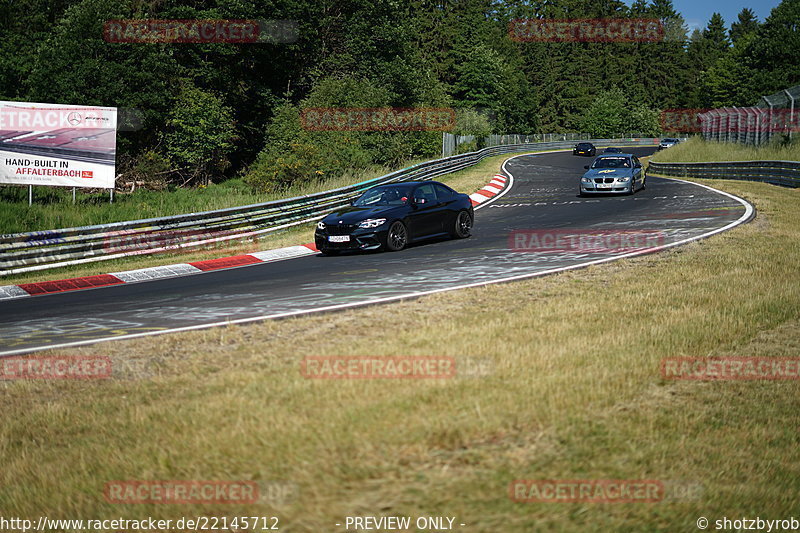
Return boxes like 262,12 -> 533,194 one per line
353,186 -> 412,207
591,157 -> 631,169
577,143 -> 592,148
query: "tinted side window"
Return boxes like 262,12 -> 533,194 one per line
433,184 -> 453,199
415,184 -> 436,202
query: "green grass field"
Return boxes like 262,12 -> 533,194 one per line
1,147 -> 798,531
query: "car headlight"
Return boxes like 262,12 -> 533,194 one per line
616,176 -> 631,182
358,218 -> 386,229
316,221 -> 326,230
581,177 -> 592,183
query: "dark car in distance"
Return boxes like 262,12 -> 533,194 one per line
573,142 -> 596,156
315,181 -> 474,254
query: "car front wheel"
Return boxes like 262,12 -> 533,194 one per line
384,221 -> 408,251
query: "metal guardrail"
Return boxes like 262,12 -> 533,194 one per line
647,160 -> 800,188
0,138 -> 660,275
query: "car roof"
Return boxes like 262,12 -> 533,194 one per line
596,153 -> 634,158
371,180 -> 438,188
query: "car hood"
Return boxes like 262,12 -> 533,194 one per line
321,205 -> 404,225
582,168 -> 634,179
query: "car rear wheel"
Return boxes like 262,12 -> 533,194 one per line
384,221 -> 408,251
451,210 -> 473,239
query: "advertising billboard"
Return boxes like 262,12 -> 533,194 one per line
0,101 -> 117,189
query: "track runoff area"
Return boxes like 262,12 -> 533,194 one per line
0,147 -> 752,355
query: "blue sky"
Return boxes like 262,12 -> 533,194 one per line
623,0 -> 782,32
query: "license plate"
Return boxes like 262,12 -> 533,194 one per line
597,183 -> 611,189
328,235 -> 350,243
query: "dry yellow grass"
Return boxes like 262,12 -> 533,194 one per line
0,161 -> 798,531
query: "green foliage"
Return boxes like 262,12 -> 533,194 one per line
744,0 -> 800,92
625,104 -> 662,136
244,77 -> 441,192
581,89 -> 626,138
165,85 -> 237,185
729,8 -> 760,44
580,89 -> 660,137
454,108 -> 493,138
0,0 -> 797,197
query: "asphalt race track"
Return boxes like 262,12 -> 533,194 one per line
0,148 -> 752,355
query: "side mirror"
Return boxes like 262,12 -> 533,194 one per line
634,163 -> 642,168
414,198 -> 426,205
584,165 -> 590,170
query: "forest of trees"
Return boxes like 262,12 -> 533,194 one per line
1,0 -> 798,191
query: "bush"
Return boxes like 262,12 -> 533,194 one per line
164,84 -> 237,186
580,89 -> 660,137
245,77 -> 450,191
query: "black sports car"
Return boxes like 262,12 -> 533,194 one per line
314,181 -> 474,254
573,142 -> 596,156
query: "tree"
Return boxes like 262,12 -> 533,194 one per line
579,88 -> 659,137
729,8 -> 760,44
165,85 -> 237,185
703,13 -> 731,56
744,0 -> 800,94
686,14 -> 732,107
580,89 -> 627,137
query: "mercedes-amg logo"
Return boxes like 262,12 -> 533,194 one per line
67,112 -> 82,125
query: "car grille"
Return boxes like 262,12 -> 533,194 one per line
325,240 -> 357,249
325,223 -> 358,235
594,178 -> 615,184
